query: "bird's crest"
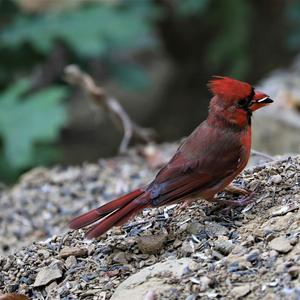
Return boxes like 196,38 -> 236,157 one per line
208,76 -> 252,101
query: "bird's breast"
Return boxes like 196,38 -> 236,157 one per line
237,126 -> 252,172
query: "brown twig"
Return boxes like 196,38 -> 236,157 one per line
64,65 -> 156,153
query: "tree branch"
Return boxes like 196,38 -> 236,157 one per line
64,65 -> 156,153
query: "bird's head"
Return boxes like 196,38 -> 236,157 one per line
208,76 -> 273,127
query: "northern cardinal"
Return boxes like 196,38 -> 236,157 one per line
69,76 -> 273,238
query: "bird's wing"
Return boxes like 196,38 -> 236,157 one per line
147,124 -> 245,206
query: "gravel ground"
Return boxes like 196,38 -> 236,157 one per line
0,144 -> 176,256
0,144 -> 299,299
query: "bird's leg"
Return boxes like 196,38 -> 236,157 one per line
224,183 -> 251,196
213,191 -> 255,209
222,183 -> 255,209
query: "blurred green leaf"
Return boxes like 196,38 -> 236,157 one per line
286,0 -> 300,49
0,80 -> 67,171
175,0 -> 209,16
111,63 -> 150,90
0,5 -> 156,57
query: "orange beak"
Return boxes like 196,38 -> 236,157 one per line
249,91 -> 273,111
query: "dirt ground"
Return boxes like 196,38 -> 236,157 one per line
0,144 -> 299,299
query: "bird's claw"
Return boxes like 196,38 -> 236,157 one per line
213,192 -> 256,215
221,191 -> 255,208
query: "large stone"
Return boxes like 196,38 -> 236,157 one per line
111,258 -> 197,300
231,284 -> 251,298
33,263 -> 63,287
268,237 -> 293,253
254,68 -> 300,154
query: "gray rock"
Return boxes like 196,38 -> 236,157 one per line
111,258 -> 197,300
214,238 -> 234,256
246,249 -> 260,262
205,222 -> 228,237
65,255 -> 77,269
254,70 -> 300,155
231,284 -> 251,298
186,295 -> 197,300
45,281 -> 58,294
181,240 -> 194,255
33,264 -> 63,287
186,222 -> 204,235
269,237 -> 293,253
112,251 -> 128,264
37,249 -> 50,259
199,276 -> 212,292
270,174 -> 282,184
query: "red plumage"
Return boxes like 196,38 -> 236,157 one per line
69,76 -> 273,238
208,76 -> 252,101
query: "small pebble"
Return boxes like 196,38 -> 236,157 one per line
59,246 -> 88,258
270,174 -> 282,184
205,222 -> 228,237
187,222 -> 204,235
112,252 -> 128,264
246,249 -> 260,262
65,256 -> 77,269
199,276 -> 211,292
214,238 -> 234,256
136,233 -> 167,254
288,266 -> 300,279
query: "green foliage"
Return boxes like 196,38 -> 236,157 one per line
111,62 -> 150,90
0,80 -> 67,181
175,0 -> 209,16
0,2 -> 157,91
0,4 -> 155,57
286,0 -> 300,49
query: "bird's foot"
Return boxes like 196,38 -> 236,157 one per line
213,192 -> 256,215
224,184 -> 251,196
218,192 -> 255,208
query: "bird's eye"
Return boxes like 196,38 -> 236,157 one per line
237,98 -> 248,107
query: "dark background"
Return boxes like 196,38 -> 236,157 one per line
0,0 -> 299,182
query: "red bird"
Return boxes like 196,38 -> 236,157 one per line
69,76 -> 273,238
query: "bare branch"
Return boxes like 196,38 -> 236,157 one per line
64,65 -> 156,153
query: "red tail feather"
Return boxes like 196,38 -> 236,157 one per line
86,197 -> 149,238
69,188 -> 146,235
